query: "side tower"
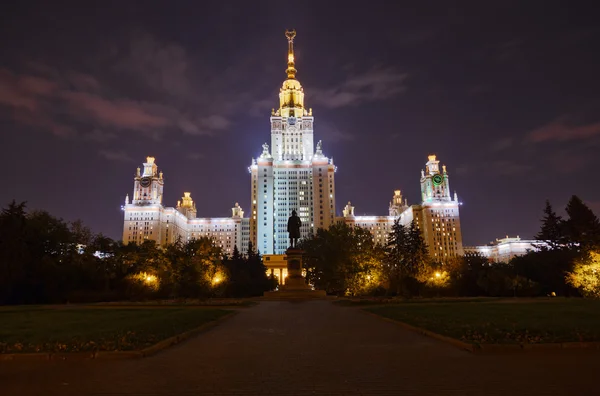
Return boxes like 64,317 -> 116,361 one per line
249,145 -> 275,254
389,190 -> 408,217
122,157 -> 165,244
312,141 -> 336,231
416,155 -> 464,261
176,192 -> 197,219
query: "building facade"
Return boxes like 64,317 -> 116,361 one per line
121,32 -> 468,268
122,31 -> 336,258
338,155 -> 464,263
465,236 -> 542,263
249,30 -> 336,255
121,157 -> 249,256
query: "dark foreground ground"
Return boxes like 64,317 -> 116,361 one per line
1,300 -> 596,395
0,306 -> 231,353
365,298 -> 600,344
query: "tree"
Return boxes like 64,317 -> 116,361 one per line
475,263 -> 515,297
535,200 -> 566,250
301,223 -> 384,295
564,195 -> 600,250
0,201 -> 29,304
384,220 -> 429,296
245,245 -> 273,295
0,200 -> 279,303
405,221 -> 429,281
223,244 -> 273,297
385,219 -> 410,295
90,234 -> 117,292
185,237 -> 225,297
445,254 -> 485,296
511,249 -> 579,296
566,252 -> 600,298
70,219 -> 93,247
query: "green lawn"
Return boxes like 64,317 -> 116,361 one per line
334,297 -> 500,307
0,307 -> 231,353
365,299 -> 600,344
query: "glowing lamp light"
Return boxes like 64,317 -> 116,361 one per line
435,272 -> 441,278
212,275 -> 222,285
144,274 -> 157,284
132,272 -> 159,290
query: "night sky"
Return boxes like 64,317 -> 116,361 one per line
1,1 -> 599,245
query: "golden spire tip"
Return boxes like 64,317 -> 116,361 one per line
285,29 -> 297,79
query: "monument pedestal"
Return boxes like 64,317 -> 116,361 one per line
263,248 -> 327,300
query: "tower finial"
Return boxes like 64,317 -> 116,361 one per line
285,29 -> 297,79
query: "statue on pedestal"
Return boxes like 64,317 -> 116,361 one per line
287,210 -> 302,248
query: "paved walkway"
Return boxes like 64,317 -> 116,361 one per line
1,301 -> 596,395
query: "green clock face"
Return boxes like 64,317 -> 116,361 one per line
140,177 -> 151,188
432,174 -> 443,186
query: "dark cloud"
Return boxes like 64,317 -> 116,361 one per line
529,117 -> 600,143
316,121 -> 354,143
66,72 -> 101,91
0,68 -> 57,111
113,31 -> 191,97
310,67 -> 407,109
548,148 -> 594,174
98,149 -> 135,163
490,137 -> 514,151
0,58 -> 212,138
61,91 -> 170,130
85,129 -> 118,143
186,153 -> 205,161
491,160 -> 533,176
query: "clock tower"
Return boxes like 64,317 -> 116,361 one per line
416,154 -> 464,261
420,155 -> 451,203
123,156 -> 165,245
132,156 -> 164,205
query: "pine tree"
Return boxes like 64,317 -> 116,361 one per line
564,195 -> 600,250
535,200 -> 565,250
247,240 -> 256,260
406,220 -> 428,280
385,219 -> 410,295
232,245 -> 241,261
386,219 -> 408,266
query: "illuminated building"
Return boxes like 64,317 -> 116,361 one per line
249,30 -> 336,255
465,236 -> 544,263
121,156 -> 250,255
339,155 -> 464,262
122,32 -> 336,260
121,32 -> 465,267
415,154 -> 465,260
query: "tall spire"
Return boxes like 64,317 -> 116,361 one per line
278,29 -> 304,117
285,29 -> 297,79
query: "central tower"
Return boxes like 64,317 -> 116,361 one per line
270,30 -> 313,162
249,30 -> 336,254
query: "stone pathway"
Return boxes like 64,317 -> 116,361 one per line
1,301 -> 596,395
